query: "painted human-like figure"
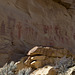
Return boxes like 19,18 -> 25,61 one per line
1,21 -> 5,35
8,16 -> 16,45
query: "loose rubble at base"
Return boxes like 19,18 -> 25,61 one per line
0,46 -> 75,75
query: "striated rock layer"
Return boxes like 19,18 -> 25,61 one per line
0,0 -> 75,66
14,46 -> 75,75
16,46 -> 75,72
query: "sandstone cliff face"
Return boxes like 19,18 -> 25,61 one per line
0,0 -> 75,66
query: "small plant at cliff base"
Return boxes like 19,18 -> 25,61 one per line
18,67 -> 32,75
0,61 -> 32,75
0,61 -> 16,75
55,56 -> 75,75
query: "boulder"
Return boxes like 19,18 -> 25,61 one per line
48,68 -> 57,75
30,65 -> 57,75
63,66 -> 75,75
24,46 -> 75,69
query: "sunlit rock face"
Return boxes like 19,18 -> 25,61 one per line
0,0 -> 75,66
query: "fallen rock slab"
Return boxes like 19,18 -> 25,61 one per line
26,46 -> 75,68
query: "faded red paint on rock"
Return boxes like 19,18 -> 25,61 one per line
16,22 -> 22,39
0,21 -> 5,35
7,16 -> 16,44
0,0 -> 75,57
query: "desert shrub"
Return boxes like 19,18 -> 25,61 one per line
55,56 -> 75,75
0,61 -> 16,75
18,67 -> 32,75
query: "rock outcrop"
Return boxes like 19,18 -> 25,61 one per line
30,66 -> 57,75
15,46 -> 75,73
0,46 -> 75,75
24,46 -> 75,69
14,46 -> 75,75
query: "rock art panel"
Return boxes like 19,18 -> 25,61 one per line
0,0 -> 75,66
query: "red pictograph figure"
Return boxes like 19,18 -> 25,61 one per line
24,26 -> 38,41
64,31 -> 69,44
55,25 -> 60,39
55,25 -> 64,43
43,25 -> 49,34
49,25 -> 52,32
70,26 -> 73,32
28,27 -> 33,34
16,22 -> 22,39
61,37 -> 64,43
1,21 -> 5,35
70,26 -> 75,40
73,33 -> 75,40
8,16 -> 16,45
70,26 -> 75,41
25,19 -> 28,24
44,36 -> 54,46
49,37 -> 54,46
